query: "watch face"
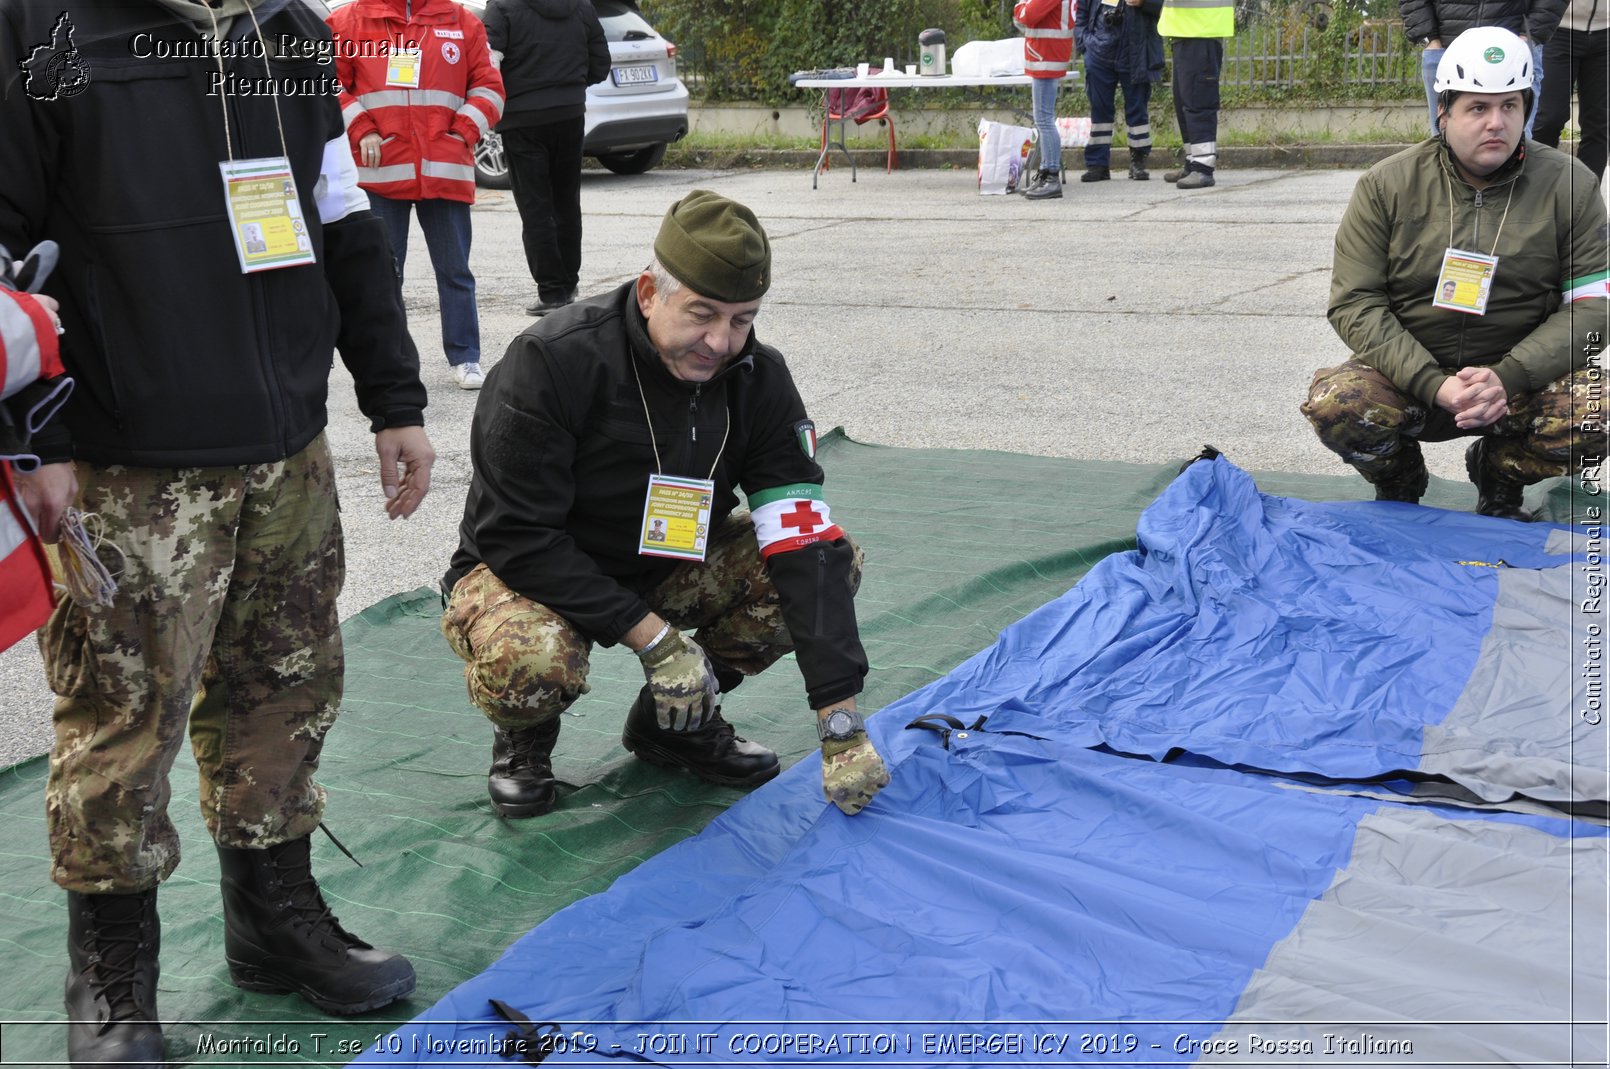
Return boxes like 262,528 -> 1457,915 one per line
826,710 -> 858,739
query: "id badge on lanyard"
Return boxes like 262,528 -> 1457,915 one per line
219,157 -> 316,274
639,473 -> 715,562
1432,247 -> 1499,316
386,48 -> 423,88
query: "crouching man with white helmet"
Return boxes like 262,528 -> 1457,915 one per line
1303,25 -> 1608,518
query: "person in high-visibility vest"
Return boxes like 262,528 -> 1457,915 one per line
1158,0 -> 1233,188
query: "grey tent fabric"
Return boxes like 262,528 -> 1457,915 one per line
1420,565 -> 1608,808
1203,806 -> 1606,1067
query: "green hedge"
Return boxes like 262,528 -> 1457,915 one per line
641,0 -> 1009,104
643,0 -> 1420,104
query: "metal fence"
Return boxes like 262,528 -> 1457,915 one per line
1221,15 -> 1419,88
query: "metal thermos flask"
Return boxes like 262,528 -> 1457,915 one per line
918,29 -> 946,76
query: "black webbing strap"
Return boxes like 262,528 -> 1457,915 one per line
904,712 -> 1047,750
488,1000 -> 560,1065
904,712 -> 986,750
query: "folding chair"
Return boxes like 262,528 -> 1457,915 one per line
820,81 -> 897,175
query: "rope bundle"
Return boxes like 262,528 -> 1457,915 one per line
54,508 -> 120,608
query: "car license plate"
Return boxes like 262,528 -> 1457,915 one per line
612,65 -> 659,87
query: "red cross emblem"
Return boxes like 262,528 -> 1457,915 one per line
780,501 -> 822,534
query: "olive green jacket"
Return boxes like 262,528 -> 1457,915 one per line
1329,137 -> 1608,408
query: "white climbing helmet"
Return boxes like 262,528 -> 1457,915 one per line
1433,26 -> 1534,95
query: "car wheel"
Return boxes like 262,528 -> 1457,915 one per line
475,130 -> 512,190
595,143 -> 668,176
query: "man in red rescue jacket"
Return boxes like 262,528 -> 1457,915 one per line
0,269 -> 67,652
330,0 -> 506,390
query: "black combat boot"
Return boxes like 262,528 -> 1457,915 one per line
1128,150 -> 1150,180
1080,165 -> 1110,182
65,890 -> 166,1068
621,685 -> 780,788
1371,463 -> 1429,504
217,836 -> 415,1015
488,719 -> 561,818
1465,438 -> 1531,521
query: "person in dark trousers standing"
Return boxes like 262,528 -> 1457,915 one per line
1159,0 -> 1233,188
485,0 -> 611,318
1534,0 -> 1608,179
1078,0 -> 1165,181
1398,0 -> 1565,137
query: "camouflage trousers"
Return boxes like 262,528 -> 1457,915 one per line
442,510 -> 864,729
40,436 -> 342,893
1302,360 -> 1599,487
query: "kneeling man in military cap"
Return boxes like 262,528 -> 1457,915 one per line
442,190 -> 890,817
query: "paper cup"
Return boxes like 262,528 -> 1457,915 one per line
856,62 -> 870,77
905,64 -> 917,75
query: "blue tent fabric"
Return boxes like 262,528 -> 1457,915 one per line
921,458 -> 1598,799
351,459 -> 1604,1067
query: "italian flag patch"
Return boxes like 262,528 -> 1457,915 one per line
1564,271 -> 1610,303
749,483 -> 843,558
794,419 -> 817,459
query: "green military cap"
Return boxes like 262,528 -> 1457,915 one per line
653,189 -> 771,302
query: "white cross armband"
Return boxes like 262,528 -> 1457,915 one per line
748,483 -> 844,559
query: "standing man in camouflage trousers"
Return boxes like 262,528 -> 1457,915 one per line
442,190 -> 890,821
1,2 -> 434,1064
1303,27 -> 1607,518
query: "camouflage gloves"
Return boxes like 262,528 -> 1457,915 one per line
636,625 -> 719,732
821,732 -> 890,816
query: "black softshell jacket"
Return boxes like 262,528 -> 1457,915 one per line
0,0 -> 425,467
1399,0 -> 1566,43
484,0 -> 610,126
447,283 -> 868,708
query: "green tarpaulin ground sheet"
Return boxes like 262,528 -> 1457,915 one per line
0,434 -> 1580,1066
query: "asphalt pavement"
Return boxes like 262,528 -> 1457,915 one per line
0,161 -> 1426,766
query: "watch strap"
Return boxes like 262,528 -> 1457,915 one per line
816,708 -> 866,742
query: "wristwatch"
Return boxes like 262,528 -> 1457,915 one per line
817,708 -> 866,743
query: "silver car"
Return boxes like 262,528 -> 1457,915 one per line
324,0 -> 689,184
